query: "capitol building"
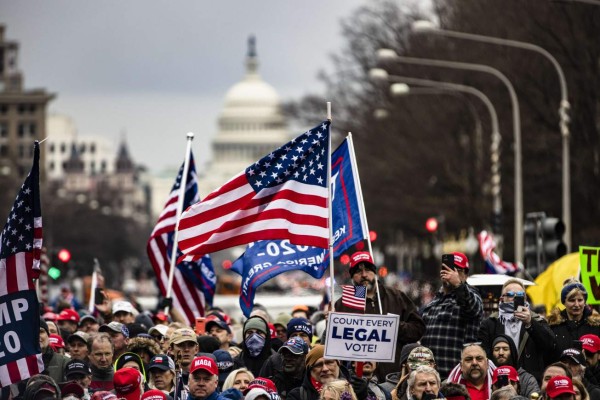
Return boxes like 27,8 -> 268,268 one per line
198,36 -> 292,196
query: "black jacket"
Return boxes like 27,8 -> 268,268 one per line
548,307 -> 600,359
478,311 -> 555,382
233,316 -> 276,377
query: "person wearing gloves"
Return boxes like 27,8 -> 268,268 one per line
478,279 -> 555,382
287,345 -> 370,400
233,316 -> 276,377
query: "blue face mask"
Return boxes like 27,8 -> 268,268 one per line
245,333 -> 266,357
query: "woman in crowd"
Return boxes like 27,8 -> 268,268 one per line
222,367 -> 255,393
320,380 -> 358,400
548,279 -> 600,357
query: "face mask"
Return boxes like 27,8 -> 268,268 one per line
245,333 -> 266,357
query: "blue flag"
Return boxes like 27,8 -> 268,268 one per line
231,138 -> 367,317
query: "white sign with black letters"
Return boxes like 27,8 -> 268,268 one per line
324,312 -> 399,362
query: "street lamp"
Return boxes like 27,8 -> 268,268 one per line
370,69 -> 503,238
376,49 -> 525,262
412,20 -> 572,252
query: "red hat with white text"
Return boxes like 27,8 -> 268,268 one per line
190,356 -> 218,376
349,251 -> 376,275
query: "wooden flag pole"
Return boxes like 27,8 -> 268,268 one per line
165,132 -> 195,315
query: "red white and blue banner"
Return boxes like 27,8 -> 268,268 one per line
478,230 -> 521,275
231,138 -> 368,317
0,142 -> 44,387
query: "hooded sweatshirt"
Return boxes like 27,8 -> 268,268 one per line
233,316 -> 276,377
490,334 -> 539,398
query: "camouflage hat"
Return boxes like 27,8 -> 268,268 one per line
407,346 -> 435,370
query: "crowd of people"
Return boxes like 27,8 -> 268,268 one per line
4,251 -> 600,400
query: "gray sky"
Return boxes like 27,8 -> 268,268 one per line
1,1 -> 375,173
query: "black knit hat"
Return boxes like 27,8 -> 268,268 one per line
400,343 -> 420,365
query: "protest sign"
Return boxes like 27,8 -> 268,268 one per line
324,312 -> 399,362
580,246 -> 600,304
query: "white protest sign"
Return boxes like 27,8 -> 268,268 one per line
324,312 -> 399,362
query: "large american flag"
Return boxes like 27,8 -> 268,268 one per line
147,153 -> 216,324
341,285 -> 366,311
177,121 -> 331,262
0,142 -> 44,387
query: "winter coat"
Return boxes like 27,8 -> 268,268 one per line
233,316 -> 276,377
334,283 -> 425,381
478,311 -> 555,382
42,346 -> 69,384
548,307 -> 600,359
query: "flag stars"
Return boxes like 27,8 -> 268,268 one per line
25,224 -> 31,231
317,177 -> 324,184
248,169 -> 255,176
25,243 -> 31,250
259,171 -> 267,178
275,163 -> 283,170
317,162 -> 324,170
18,235 -> 24,241
293,171 -> 300,178
310,168 -> 316,175
303,175 -> 308,181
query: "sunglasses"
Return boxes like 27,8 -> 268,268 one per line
500,291 -> 525,298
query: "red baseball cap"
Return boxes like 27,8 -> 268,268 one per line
246,377 -> 278,394
450,252 -> 470,269
141,389 -> 169,400
268,323 -> 277,339
189,356 -> 218,376
581,334 -> 600,353
546,376 -> 576,398
349,252 -> 376,273
492,365 -> 519,384
48,334 -> 65,350
57,309 -> 80,323
113,367 -> 142,400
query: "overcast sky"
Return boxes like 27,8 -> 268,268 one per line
1,1 -> 386,173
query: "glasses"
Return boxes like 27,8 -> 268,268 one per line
312,359 -> 337,370
463,342 -> 482,348
500,291 -> 525,298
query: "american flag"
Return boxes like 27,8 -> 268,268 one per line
177,121 -> 331,262
147,153 -> 216,324
478,230 -> 521,274
0,142 -> 44,386
341,285 -> 366,311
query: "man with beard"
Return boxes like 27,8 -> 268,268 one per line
421,252 -> 483,378
447,343 -> 495,400
488,335 -> 539,397
478,279 -> 555,382
39,319 -> 69,384
266,337 -> 309,399
334,251 -> 425,381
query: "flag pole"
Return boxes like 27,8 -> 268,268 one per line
165,132 -> 195,315
347,133 -> 382,315
326,102 -> 336,312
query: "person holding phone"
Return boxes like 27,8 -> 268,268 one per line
421,252 -> 483,378
478,278 -> 555,383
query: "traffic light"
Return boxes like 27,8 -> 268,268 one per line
524,212 -> 566,277
425,217 -> 439,233
541,217 -> 567,263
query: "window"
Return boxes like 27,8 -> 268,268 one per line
18,144 -> 25,158
49,161 -> 54,171
60,143 -> 66,154
80,143 -> 86,153
17,122 -> 36,137
49,143 -> 55,153
0,145 -> 6,157
0,122 -> 7,138
90,143 -> 96,153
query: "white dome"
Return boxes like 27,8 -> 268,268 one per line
223,73 -> 280,109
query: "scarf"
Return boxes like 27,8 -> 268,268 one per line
446,360 -> 496,398
311,375 -> 324,393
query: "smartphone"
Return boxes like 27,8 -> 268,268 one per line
513,295 -> 525,312
94,288 -> 106,305
441,254 -> 456,270
497,374 -> 509,388
195,317 -> 206,335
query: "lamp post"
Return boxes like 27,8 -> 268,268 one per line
370,70 -> 504,239
412,20 -> 572,252
376,49 -> 524,262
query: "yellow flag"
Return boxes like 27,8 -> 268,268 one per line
527,253 -> 580,314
